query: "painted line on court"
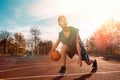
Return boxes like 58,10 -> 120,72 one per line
0,70 -> 120,80
0,60 -> 119,68
0,64 -> 75,73
0,65 -> 52,73
0,58 -> 119,68
0,63 -> 120,73
0,62 -> 54,68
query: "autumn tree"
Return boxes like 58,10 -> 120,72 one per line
93,18 -> 120,54
109,22 -> 120,54
14,33 -> 26,55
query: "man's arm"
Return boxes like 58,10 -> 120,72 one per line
49,38 -> 61,53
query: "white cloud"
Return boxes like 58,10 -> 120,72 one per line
28,0 -> 120,20
39,24 -> 61,41
1,0 -> 119,46
7,24 -> 61,42
28,0 -> 57,20
27,0 -> 120,40
8,26 -> 31,39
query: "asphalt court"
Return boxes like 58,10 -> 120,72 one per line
0,55 -> 120,80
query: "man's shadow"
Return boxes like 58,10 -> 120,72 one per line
52,74 -> 65,80
74,69 -> 97,80
52,76 -> 64,80
52,69 -> 97,80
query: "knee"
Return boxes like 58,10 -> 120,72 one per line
85,61 -> 91,65
61,45 -> 69,54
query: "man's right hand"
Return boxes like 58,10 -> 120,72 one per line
77,59 -> 82,67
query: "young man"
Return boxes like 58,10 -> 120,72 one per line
49,15 -> 97,74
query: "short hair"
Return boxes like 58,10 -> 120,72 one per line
58,15 -> 66,21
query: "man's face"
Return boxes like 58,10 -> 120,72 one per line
58,16 -> 67,28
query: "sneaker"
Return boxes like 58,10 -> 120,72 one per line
92,59 -> 97,70
59,66 -> 66,73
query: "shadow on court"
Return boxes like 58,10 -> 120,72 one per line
90,54 -> 120,62
102,54 -> 120,62
52,76 -> 64,80
52,68 -> 97,80
74,69 -> 97,80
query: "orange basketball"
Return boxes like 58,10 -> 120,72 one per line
50,50 -> 61,61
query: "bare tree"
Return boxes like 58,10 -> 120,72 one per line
30,26 -> 41,55
0,31 -> 10,41
0,31 -> 10,54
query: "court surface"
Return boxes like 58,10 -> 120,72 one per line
0,54 -> 120,80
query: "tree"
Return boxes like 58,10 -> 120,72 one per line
93,18 -> 120,54
38,40 -> 52,55
25,37 -> 34,55
0,31 -> 10,41
30,26 -> 41,55
14,33 -> 26,55
0,31 -> 10,54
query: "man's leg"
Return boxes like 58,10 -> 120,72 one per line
85,60 -> 97,70
85,60 -> 94,65
80,44 -> 97,70
59,45 -> 69,73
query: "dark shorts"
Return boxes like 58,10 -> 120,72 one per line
67,44 -> 90,61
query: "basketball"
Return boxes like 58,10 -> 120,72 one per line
50,50 -> 61,61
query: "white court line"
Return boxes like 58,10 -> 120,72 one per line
0,62 -> 55,68
0,63 -> 120,73
0,64 -> 75,73
0,70 -> 120,80
0,60 -> 119,68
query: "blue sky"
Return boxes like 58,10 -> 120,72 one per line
0,0 -> 34,28
0,0 -> 120,41
0,0 -> 55,29
0,0 -> 58,40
